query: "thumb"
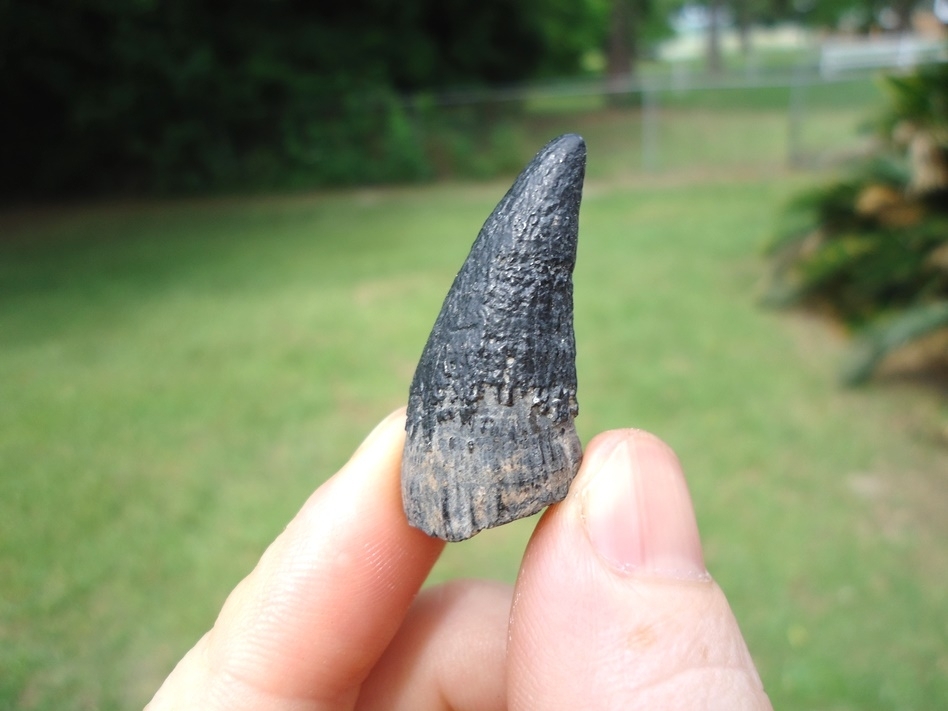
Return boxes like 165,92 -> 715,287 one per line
507,430 -> 772,711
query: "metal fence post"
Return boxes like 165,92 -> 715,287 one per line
642,80 -> 660,172
787,63 -> 807,168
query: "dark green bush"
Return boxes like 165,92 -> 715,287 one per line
764,60 -> 948,383
0,0 -> 599,198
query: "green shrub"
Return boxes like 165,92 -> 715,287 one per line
0,1 -> 599,198
764,59 -> 948,383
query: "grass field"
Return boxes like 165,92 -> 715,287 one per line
2,128 -> 947,707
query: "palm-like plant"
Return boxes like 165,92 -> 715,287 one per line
765,60 -> 948,384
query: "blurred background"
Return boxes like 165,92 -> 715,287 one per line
1,2 -> 947,709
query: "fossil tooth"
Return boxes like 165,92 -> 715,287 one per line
401,133 -> 586,542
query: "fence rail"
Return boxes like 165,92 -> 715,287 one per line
819,36 -> 947,76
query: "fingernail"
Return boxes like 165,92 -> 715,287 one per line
581,432 -> 708,581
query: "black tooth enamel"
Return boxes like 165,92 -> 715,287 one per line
401,134 -> 586,542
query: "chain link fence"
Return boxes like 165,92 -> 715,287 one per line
399,64 -> 901,182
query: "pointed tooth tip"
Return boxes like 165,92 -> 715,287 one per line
511,134 -> 586,201
550,133 -> 585,152
539,133 -> 585,164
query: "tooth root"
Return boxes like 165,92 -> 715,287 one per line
401,134 -> 586,542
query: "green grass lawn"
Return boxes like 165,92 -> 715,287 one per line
2,170 -> 947,710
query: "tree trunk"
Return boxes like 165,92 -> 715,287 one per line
706,0 -> 723,75
735,0 -> 751,56
606,0 -> 642,106
606,0 -> 639,98
893,0 -> 915,31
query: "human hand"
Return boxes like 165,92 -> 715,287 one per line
147,408 -> 772,710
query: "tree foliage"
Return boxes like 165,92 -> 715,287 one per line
0,0 -> 602,197
781,0 -> 924,31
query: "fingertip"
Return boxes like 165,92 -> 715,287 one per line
350,407 -> 408,461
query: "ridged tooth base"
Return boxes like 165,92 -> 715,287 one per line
402,389 -> 582,542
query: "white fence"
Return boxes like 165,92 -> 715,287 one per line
820,36 -> 947,76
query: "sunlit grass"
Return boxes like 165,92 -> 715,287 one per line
2,172 -> 946,710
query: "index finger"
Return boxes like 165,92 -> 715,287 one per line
148,408 -> 445,711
